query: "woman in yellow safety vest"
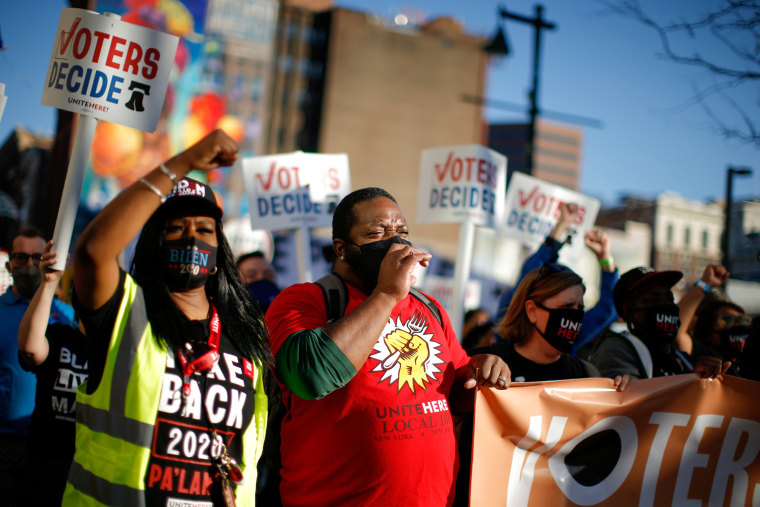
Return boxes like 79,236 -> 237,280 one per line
64,130 -> 271,507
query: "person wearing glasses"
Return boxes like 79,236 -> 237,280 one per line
589,266 -> 730,380
63,131 -> 271,506
685,294 -> 753,378
0,227 -> 75,499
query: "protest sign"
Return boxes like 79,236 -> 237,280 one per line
0,83 -> 6,122
417,145 -> 507,227
42,8 -> 178,270
471,375 -> 760,507
420,275 -> 481,314
502,172 -> 600,262
41,8 -> 178,132
241,151 -> 350,231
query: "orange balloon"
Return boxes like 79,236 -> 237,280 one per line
216,115 -> 245,144
91,122 -> 143,178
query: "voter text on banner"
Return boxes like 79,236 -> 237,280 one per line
471,375 -> 760,507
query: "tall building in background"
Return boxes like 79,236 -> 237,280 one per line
267,5 -> 489,259
488,120 -> 582,190
206,0 -> 279,156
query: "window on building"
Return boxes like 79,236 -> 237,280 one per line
667,224 -> 673,243
684,227 -> 691,246
702,230 -> 708,249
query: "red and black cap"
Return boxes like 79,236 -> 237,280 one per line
613,266 -> 682,317
158,177 -> 222,220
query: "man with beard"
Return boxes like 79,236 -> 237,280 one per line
589,266 -> 728,379
0,227 -> 74,496
265,187 -> 510,507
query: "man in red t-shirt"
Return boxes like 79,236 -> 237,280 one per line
266,187 -> 510,507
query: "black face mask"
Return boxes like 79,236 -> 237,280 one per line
11,265 -> 41,299
163,237 -> 218,291
719,326 -> 750,359
533,302 -> 585,353
630,303 -> 680,346
345,236 -> 412,290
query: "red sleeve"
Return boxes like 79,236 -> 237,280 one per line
265,283 -> 327,356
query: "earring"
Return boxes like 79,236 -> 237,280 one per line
340,256 -> 345,261
210,266 -> 218,275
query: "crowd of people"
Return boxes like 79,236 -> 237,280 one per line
0,130 -> 757,506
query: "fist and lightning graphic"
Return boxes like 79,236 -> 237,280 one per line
370,310 -> 444,394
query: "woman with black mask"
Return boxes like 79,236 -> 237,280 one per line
453,263 -> 627,506
689,295 -> 752,378
484,263 -> 629,384
64,130 -> 271,506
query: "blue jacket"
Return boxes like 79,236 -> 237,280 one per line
0,288 -> 74,435
495,237 -> 619,356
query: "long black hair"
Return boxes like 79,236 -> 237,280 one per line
131,214 -> 272,366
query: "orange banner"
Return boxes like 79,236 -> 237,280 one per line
471,375 -> 760,507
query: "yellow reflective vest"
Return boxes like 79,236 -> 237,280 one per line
63,274 -> 267,506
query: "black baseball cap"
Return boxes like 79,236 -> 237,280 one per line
613,266 -> 682,317
158,177 -> 223,220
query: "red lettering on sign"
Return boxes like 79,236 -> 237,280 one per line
105,36 -> 126,70
91,31 -> 110,64
519,186 -> 538,207
434,152 -> 454,182
143,47 -> 160,79
256,163 -> 304,191
123,41 -> 143,75
72,28 -> 91,59
58,17 -> 82,56
326,167 -> 340,190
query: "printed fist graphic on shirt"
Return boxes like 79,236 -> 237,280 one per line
384,329 -> 429,376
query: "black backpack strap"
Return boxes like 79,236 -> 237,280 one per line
315,275 -> 442,328
410,288 -> 442,327
314,273 -> 348,323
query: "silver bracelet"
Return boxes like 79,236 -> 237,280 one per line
139,178 -> 166,203
159,163 -> 178,184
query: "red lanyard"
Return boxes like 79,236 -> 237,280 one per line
177,305 -> 221,398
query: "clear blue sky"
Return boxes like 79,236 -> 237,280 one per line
1,0 -> 758,206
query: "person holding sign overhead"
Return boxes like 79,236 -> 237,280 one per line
495,202 -> 619,355
64,130 -> 271,506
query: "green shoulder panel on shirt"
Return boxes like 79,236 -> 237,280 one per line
275,328 -> 357,400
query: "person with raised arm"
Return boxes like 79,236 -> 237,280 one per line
63,130 -> 271,507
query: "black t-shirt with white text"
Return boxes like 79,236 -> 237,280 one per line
20,323 -> 88,455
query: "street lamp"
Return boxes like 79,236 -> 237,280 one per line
485,4 -> 557,175
723,166 -> 753,273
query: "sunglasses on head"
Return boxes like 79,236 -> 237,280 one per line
716,314 -> 752,330
9,252 -> 42,265
532,263 -> 570,285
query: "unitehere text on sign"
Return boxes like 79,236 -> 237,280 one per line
42,8 -> 178,132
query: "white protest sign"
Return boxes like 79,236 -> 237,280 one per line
417,145 -> 507,228
41,8 -> 178,132
242,151 -> 351,231
0,83 -> 6,122
421,275 -> 482,315
501,172 -> 600,262
222,216 -> 275,261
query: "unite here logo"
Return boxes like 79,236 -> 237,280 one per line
46,14 -> 162,115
